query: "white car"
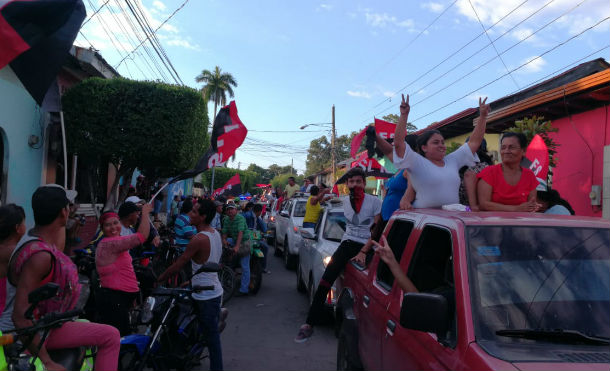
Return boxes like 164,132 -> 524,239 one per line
274,193 -> 309,269
296,200 -> 346,312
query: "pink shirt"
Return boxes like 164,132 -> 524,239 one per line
96,233 -> 145,293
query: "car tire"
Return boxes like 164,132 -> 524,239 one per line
296,260 -> 306,293
307,275 -> 315,306
283,236 -> 297,270
337,322 -> 363,371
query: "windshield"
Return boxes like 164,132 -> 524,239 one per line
323,212 -> 347,242
293,201 -> 307,217
467,226 -> 610,344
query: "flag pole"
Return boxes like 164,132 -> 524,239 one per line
150,182 -> 169,204
210,165 -> 216,194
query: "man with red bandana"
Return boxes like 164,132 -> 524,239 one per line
295,167 -> 381,343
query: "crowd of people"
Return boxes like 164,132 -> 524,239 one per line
0,94 -> 581,369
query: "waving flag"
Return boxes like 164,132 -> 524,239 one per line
522,134 -> 549,190
171,101 -> 247,182
350,118 -> 398,158
0,0 -> 86,105
336,152 -> 394,184
213,174 -> 242,197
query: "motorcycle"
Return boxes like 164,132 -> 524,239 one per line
223,231 -> 265,297
119,263 -> 228,371
0,283 -> 93,371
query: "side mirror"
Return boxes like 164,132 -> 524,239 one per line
300,228 -> 316,240
399,293 -> 449,335
280,211 -> 289,218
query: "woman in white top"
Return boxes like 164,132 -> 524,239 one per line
393,94 -> 491,209
157,198 -> 223,371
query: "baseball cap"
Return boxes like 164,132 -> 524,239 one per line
118,201 -> 140,218
125,196 -> 143,204
32,184 -> 78,225
226,203 -> 237,209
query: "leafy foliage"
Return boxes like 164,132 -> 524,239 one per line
195,66 -> 238,118
305,134 -> 353,175
63,77 -> 208,180
270,173 -> 304,189
445,142 -> 462,154
507,115 -> 559,168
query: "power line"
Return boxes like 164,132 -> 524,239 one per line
372,0 -> 589,119
409,16 -> 610,124
356,0 -> 533,121
115,0 -> 190,70
362,0 -> 458,84
81,0 -> 111,27
467,0 -> 520,89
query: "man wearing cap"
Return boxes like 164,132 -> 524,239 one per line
211,200 -> 224,232
221,204 -> 251,296
8,185 -> 121,370
118,201 -> 140,236
123,196 -> 160,248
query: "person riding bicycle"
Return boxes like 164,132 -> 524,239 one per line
157,198 -> 224,371
95,203 -> 153,336
9,185 -> 120,371
221,204 -> 251,297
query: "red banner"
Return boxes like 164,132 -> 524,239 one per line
213,174 -> 242,197
373,118 -> 396,140
523,134 -> 549,189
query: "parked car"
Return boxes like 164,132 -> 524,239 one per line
336,209 -> 610,371
297,199 -> 346,314
275,193 -> 308,269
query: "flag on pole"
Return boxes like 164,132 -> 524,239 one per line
522,134 -> 550,190
349,118 -> 398,158
0,0 -> 86,105
171,101 -> 247,182
213,174 -> 242,197
335,152 -> 394,184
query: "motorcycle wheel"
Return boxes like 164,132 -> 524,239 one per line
248,257 -> 263,295
218,265 -> 236,304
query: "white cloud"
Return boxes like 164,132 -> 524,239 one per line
316,4 -> 333,12
421,2 -> 444,13
152,1 -> 166,11
347,90 -> 372,98
383,91 -> 394,97
161,24 -> 179,33
363,11 -> 415,31
166,38 -> 200,51
519,56 -> 546,73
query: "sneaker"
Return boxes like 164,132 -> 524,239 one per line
294,325 -> 313,343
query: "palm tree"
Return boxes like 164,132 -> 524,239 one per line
195,66 -> 238,119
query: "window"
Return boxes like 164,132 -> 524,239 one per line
293,201 -> 307,217
322,212 -> 347,242
407,225 -> 456,346
375,220 -> 414,290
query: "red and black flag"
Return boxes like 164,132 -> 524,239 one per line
522,134 -> 549,190
213,174 -> 242,197
350,118 -> 397,158
0,0 -> 86,105
171,101 -> 248,182
335,152 -> 394,184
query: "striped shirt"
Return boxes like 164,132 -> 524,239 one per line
174,214 -> 196,248
221,214 -> 250,241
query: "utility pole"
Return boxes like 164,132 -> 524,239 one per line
291,158 -> 294,175
331,104 -> 336,181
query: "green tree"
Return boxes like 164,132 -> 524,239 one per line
305,133 -> 358,175
63,78 -> 208,208
246,163 -> 273,183
268,164 -> 294,177
507,116 -> 559,176
195,66 -> 238,119
270,173 -> 304,189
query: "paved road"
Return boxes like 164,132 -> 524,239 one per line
217,249 -> 337,371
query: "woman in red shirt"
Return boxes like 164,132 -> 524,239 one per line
477,132 -> 539,212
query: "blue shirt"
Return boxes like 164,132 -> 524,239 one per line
381,169 -> 408,221
174,213 -> 196,248
211,212 -> 222,230
255,216 -> 267,233
242,210 -> 256,229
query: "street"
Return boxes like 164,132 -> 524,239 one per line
219,249 -> 337,371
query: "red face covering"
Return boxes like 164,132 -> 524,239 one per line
349,187 -> 365,213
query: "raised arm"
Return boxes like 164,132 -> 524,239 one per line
136,203 -> 153,240
373,236 -> 418,293
394,94 -> 410,159
468,97 -> 490,154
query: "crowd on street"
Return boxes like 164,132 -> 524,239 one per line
0,96 -> 587,371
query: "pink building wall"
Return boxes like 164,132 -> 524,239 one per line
550,105 -> 609,217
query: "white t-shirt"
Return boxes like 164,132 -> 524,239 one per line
341,193 -> 382,244
393,143 -> 476,208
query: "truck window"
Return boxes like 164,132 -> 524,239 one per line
407,225 -> 456,346
375,220 -> 415,290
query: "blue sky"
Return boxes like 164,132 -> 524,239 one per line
76,0 -> 610,174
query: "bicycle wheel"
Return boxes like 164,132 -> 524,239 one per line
218,266 -> 236,304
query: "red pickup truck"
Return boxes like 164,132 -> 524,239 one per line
335,209 -> 610,371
